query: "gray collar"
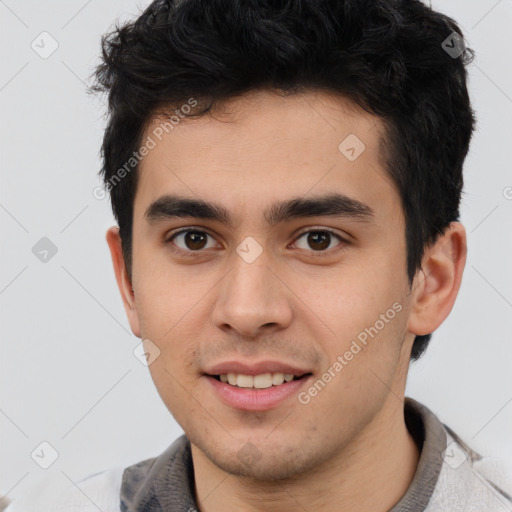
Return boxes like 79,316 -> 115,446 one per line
389,397 -> 447,511
120,397 -> 447,511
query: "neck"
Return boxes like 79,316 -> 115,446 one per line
191,394 -> 420,512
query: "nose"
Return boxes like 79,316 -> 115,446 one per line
210,249 -> 294,338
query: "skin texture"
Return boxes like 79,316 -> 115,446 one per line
107,89 -> 467,512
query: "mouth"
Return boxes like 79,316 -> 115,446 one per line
203,363 -> 314,411
209,372 -> 312,389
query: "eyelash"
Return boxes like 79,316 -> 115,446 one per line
164,227 -> 349,258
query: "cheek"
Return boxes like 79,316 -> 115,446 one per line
145,340 -> 201,416
132,259 -> 207,338
309,266 -> 407,366
308,265 -> 398,325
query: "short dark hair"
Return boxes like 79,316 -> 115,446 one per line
91,0 -> 475,361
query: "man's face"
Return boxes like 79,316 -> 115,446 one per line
128,90 -> 415,479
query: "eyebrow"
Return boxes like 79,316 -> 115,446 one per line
144,193 -> 375,228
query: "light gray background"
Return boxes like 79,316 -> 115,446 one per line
1,0 -> 511,505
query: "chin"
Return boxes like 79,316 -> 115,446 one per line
194,436 -> 322,481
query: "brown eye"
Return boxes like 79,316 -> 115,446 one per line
170,230 -> 216,251
307,232 -> 330,251
293,230 -> 343,252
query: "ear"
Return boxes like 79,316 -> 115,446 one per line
407,222 -> 467,336
106,226 -> 141,338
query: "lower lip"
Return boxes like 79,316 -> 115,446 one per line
205,375 -> 311,411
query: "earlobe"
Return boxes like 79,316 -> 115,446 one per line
407,222 -> 467,336
105,226 -> 141,338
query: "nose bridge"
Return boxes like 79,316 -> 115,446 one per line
211,246 -> 293,336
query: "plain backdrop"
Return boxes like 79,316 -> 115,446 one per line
1,0 -> 511,505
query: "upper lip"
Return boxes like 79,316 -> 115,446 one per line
205,360 -> 311,377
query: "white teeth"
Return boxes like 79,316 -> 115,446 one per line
218,372 -> 300,388
272,372 -> 285,385
253,373 -> 273,389
237,374 -> 254,388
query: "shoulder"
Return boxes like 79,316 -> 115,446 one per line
4,437 -> 190,512
427,426 -> 512,512
4,467 -> 124,512
401,398 -> 512,512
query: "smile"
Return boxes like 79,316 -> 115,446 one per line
215,372 -> 298,389
205,372 -> 313,411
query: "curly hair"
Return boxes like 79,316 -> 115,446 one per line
91,0 -> 476,361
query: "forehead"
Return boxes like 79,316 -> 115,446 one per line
135,89 -> 400,227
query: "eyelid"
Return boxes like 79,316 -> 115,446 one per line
165,226 -> 215,242
292,226 -> 347,241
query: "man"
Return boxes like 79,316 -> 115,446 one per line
7,0 -> 512,510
